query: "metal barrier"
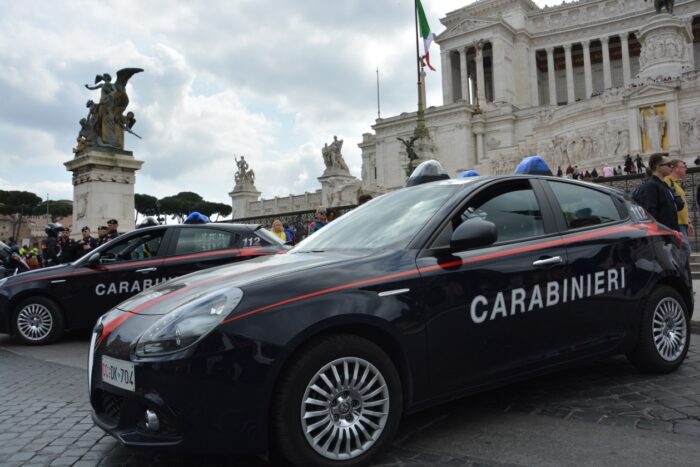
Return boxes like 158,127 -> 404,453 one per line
227,205 -> 357,244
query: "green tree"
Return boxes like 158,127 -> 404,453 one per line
0,190 -> 43,240
134,194 -> 159,222
157,192 -> 231,223
34,201 -> 73,222
159,192 -> 204,223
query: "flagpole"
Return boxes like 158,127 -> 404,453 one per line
414,0 -> 426,136
376,67 -> 381,120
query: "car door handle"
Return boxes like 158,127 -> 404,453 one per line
135,267 -> 157,274
532,256 -> 563,267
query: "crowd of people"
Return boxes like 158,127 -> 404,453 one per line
268,194 -> 374,246
3,219 -> 122,274
556,154 -> 648,180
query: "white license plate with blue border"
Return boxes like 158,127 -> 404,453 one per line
101,355 -> 135,392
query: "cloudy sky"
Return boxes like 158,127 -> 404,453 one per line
0,0 -> 559,212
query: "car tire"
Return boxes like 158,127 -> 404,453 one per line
627,286 -> 690,373
12,297 -> 65,345
271,334 -> 402,467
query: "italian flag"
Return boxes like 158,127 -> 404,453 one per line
416,0 -> 436,71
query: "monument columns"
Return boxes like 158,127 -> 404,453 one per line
459,47 -> 469,102
530,47 -> 539,107
583,40 -> 593,98
492,37 -> 508,103
601,36 -> 612,89
546,47 -> 556,106
475,43 -> 486,104
620,32 -> 631,86
441,50 -> 454,104
564,44 -> 575,104
472,117 -> 485,164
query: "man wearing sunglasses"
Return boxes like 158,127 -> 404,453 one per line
633,152 -> 679,232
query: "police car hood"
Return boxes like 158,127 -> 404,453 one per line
2,263 -> 71,283
114,250 -> 369,315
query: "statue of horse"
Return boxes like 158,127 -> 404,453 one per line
646,0 -> 674,14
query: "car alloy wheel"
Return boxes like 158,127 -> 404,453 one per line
652,296 -> 687,362
13,297 -> 64,345
17,302 -> 54,342
301,356 -> 390,461
627,286 -> 690,373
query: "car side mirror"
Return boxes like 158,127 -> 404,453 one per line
450,219 -> 498,250
87,252 -> 101,267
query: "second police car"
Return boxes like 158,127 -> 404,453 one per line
89,163 -> 692,466
0,223 -> 286,345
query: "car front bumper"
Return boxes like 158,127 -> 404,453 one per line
89,341 -> 274,455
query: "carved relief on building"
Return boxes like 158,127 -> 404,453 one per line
529,0 -> 646,33
540,123 -> 629,168
489,156 -> 518,175
75,193 -> 88,220
639,33 -> 687,69
72,171 -> 134,186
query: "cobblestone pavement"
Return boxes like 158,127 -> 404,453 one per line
2,339 -> 700,466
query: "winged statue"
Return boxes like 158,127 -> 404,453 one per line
74,68 -> 144,154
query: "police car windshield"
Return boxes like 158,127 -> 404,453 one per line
256,227 -> 286,246
294,184 -> 458,252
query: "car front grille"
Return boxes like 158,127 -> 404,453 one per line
97,390 -> 123,423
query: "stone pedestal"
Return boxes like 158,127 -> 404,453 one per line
229,186 -> 261,219
637,13 -> 693,81
318,173 -> 360,207
64,148 -> 143,233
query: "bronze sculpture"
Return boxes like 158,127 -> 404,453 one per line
645,0 -> 674,14
74,68 -> 143,154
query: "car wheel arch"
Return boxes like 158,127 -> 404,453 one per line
267,317 -> 414,422
652,276 -> 693,317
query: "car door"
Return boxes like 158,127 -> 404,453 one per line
160,226 -> 244,278
53,227 -> 169,330
541,179 -> 633,353
417,178 -> 570,395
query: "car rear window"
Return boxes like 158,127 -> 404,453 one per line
548,181 -> 622,229
175,228 -> 234,255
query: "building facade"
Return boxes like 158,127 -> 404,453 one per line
359,0 -> 700,194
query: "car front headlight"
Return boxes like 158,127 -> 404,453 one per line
135,287 -> 243,357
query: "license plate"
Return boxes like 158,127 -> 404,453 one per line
101,356 -> 135,392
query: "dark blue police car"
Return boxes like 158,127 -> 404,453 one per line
89,170 -> 692,466
0,223 -> 285,345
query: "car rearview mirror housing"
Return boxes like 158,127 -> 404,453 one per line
450,219 -> 498,250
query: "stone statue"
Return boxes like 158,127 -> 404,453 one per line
397,135 -> 419,176
75,68 -> 143,154
321,136 -> 350,173
234,156 -> 256,190
639,107 -> 666,152
645,0 -> 674,14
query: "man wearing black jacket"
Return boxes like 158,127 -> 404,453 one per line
634,153 -> 679,231
74,226 -> 98,259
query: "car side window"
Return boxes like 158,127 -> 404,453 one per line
100,229 -> 166,263
174,228 -> 234,255
548,181 -> 622,229
432,181 -> 545,248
